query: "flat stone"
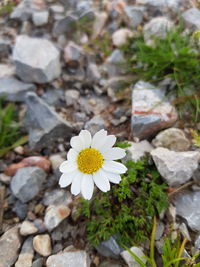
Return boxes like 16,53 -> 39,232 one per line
10,167 -> 47,203
13,35 -> 61,84
131,81 -> 178,139
44,205 -> 71,231
0,226 -> 22,267
32,10 -> 49,26
96,236 -> 123,259
33,234 -> 52,257
174,191 -> 200,232
20,221 -> 38,236
15,237 -> 34,267
0,77 -> 36,102
121,247 -> 146,267
143,17 -> 174,45
124,6 -> 144,28
25,92 -> 72,150
53,15 -> 77,37
126,140 -> 153,162
152,128 -> 190,151
112,28 -> 133,47
151,148 -> 200,186
0,64 -> 15,78
46,250 -> 90,267
182,8 -> 200,30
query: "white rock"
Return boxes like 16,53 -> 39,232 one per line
33,234 -> 52,257
136,0 -> 182,10
46,250 -> 90,267
126,140 -> 153,162
182,8 -> 200,30
13,35 -> 61,84
151,147 -> 200,186
0,64 -> 15,78
152,128 -> 190,151
112,28 -> 133,47
44,205 -> 71,231
32,10 -> 49,26
121,247 -> 146,267
20,221 -> 38,236
143,17 -> 173,44
49,154 -> 65,170
92,12 -> 108,39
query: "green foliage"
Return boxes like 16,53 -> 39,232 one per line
129,217 -> 200,267
77,159 -> 168,246
191,130 -> 200,147
0,100 -> 27,157
0,1 -> 16,16
115,141 -> 131,149
122,26 -> 200,122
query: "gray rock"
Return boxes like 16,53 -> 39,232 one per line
46,250 -> 90,267
50,4 -> 65,13
151,148 -> 200,186
10,0 -> 36,20
53,15 -> 77,37
136,0 -> 182,10
64,41 -> 83,68
86,63 -> 101,83
182,8 -> 200,30
174,191 -> 200,232
152,128 -> 190,151
0,64 -> 15,78
121,247 -> 146,267
13,200 -> 28,220
0,38 -> 10,57
143,17 -> 173,45
195,233 -> 200,249
131,81 -> 178,139
43,189 -> 72,206
0,226 -> 22,267
99,262 -> 122,267
13,35 -> 61,84
0,77 -> 36,102
155,221 -> 165,241
32,258 -> 43,267
10,167 -> 47,203
41,88 -> 64,106
84,115 -> 105,135
96,236 -> 123,259
32,10 -> 49,26
44,205 -> 71,231
25,92 -> 72,150
124,6 -> 144,28
105,49 -> 126,77
15,237 -> 34,267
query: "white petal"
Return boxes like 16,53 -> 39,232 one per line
59,160 -> 77,173
79,130 -> 92,148
71,171 -> 83,195
93,169 -> 110,192
103,160 -> 127,174
59,172 -> 76,188
91,129 -> 107,149
67,148 -> 78,162
70,136 -> 85,152
106,172 -> 121,184
81,174 -> 94,200
103,147 -> 126,160
99,135 -> 117,153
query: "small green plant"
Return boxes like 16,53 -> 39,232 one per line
0,1 -> 16,16
129,217 -> 200,267
76,158 -> 168,246
122,26 -> 200,122
0,100 -> 27,157
191,130 -> 200,147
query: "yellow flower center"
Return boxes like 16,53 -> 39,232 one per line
77,148 -> 104,174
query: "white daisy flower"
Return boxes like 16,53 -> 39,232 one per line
59,129 -> 127,200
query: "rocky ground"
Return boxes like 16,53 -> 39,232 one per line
0,0 -> 200,266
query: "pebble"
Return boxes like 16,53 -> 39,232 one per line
20,221 -> 38,236
44,205 -> 71,231
152,128 -> 190,151
49,154 -> 65,170
0,77 -> 36,102
151,148 -> 200,186
33,234 -> 52,257
43,189 -> 72,206
96,236 -> 122,259
15,237 -> 34,267
124,5 -> 144,28
65,89 -> 80,107
10,166 -> 47,203
121,247 -> 146,267
32,10 -> 49,26
13,35 -> 61,84
182,8 -> 200,30
125,140 -> 153,162
0,226 -> 22,267
53,15 -> 77,37
64,41 -> 83,68
84,115 -> 106,135
112,28 -> 133,47
46,250 -> 90,267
